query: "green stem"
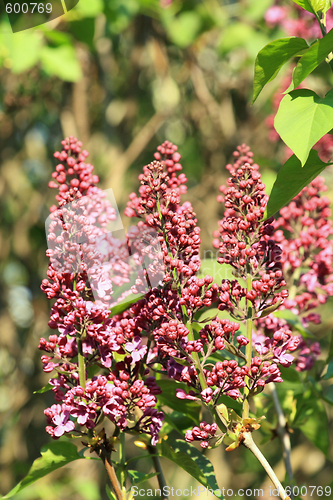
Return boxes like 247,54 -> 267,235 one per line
243,274 -> 253,419
119,432 -> 127,493
187,321 -> 208,391
73,279 -> 86,390
77,337 -> 86,389
147,445 -> 168,500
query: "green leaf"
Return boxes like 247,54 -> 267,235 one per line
42,30 -> 72,46
156,379 -> 201,424
292,28 -> 333,89
159,439 -> 222,498
219,22 -> 256,54
33,383 -> 52,394
215,394 -> 243,413
198,258 -> 245,287
127,470 -> 159,485
279,366 -> 301,383
300,401 -> 329,456
252,37 -> 309,103
274,310 -> 315,339
40,45 -> 82,82
162,411 -> 195,435
328,330 -> 333,361
274,88 -> 333,165
323,359 -> 333,379
109,294 -> 144,318
3,441 -> 92,498
265,149 -> 331,218
292,0 -> 316,14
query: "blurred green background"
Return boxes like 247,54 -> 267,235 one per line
0,1 -> 333,499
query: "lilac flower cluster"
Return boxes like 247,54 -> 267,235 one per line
40,137 -> 164,446
40,137 -> 329,453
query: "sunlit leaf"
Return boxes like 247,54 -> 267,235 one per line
292,0 -> 316,14
274,89 -> 333,165
33,383 -> 52,394
127,470 -> 159,485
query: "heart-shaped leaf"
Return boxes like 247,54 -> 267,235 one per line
252,37 -> 309,103
310,0 -> 332,14
274,89 -> 333,165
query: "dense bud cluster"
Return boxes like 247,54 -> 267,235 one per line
214,145 -> 288,321
125,141 -> 201,281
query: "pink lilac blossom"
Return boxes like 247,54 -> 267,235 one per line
40,137 -> 163,445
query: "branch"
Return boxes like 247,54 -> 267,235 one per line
242,432 -> 291,500
98,445 -> 125,500
72,45 -> 90,145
